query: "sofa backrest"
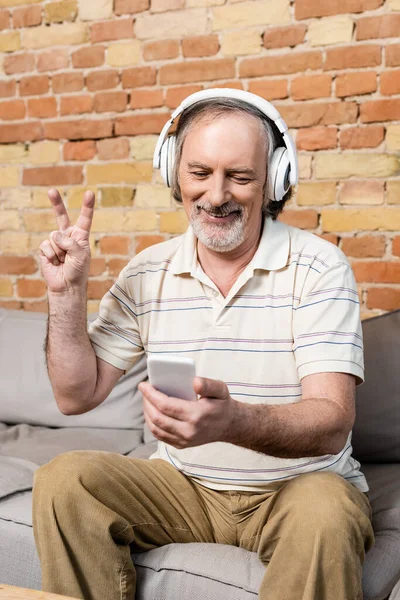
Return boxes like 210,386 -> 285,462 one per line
352,309 -> 400,463
0,309 -> 147,429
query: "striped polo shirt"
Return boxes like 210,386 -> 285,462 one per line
88,216 -> 368,492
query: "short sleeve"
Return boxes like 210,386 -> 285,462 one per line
293,261 -> 364,384
88,266 -> 144,372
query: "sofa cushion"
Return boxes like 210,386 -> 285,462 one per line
352,309 -> 400,463
0,309 -> 147,429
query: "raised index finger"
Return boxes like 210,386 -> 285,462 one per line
74,190 -> 95,235
48,188 -> 71,233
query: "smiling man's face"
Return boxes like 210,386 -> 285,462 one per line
178,112 -> 268,254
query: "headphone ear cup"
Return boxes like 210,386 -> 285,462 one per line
267,147 -> 290,202
159,138 -> 170,186
167,135 -> 176,188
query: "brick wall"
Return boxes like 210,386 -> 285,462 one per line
0,0 -> 399,317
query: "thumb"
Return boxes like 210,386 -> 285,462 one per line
51,232 -> 83,257
194,377 -> 229,400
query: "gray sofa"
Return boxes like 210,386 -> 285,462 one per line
0,307 -> 399,600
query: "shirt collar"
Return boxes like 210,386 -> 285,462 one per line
169,216 -> 290,276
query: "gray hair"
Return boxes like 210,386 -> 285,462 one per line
170,97 -> 293,220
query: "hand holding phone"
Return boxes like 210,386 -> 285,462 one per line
147,355 -> 197,401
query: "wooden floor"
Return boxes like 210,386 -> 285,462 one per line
0,585 -> 79,600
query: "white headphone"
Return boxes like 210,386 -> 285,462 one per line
153,88 -> 298,202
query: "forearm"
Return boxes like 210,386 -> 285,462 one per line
227,398 -> 350,458
46,287 -> 97,414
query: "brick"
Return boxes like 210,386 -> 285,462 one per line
66,186 -> 97,208
64,140 -> 96,161
135,185 -> 171,208
248,79 -> 288,101
263,25 -> 306,49
0,31 -> 20,52
44,119 -> 113,140
0,144 -> 27,163
296,182 -> 336,206
321,208 -> 400,232
340,180 -> 384,205
143,39 -> 179,61
115,113 -> 168,135
22,300 -> 48,311
324,45 -> 381,70
80,0 -> 113,20
367,287 -> 400,311
31,189 -> 54,208
99,235 -> 130,254
0,79 -> 15,97
309,15 -> 353,47
389,0 -> 400,8
353,261 -> 400,283
17,278 -> 46,298
101,186 -> 134,207
72,46 -> 104,68
130,88 -> 164,109
27,96 -> 57,118
221,30 -> 261,56
107,41 -> 141,67
4,52 -> 34,74
124,210 -> 158,231
0,9 -> 9,30
91,211 -> 124,232
19,74 -> 49,96
86,69 -> 119,91
387,181 -> 400,205
122,66 -> 156,88
0,165 -> 19,186
86,300 -> 100,314
165,85 -> 202,108
135,9 -> 207,39
340,126 -> 384,149
0,210 -> 19,230
97,138 -> 130,160
393,236 -> 400,256
212,1 -> 289,30
135,235 -> 164,253
336,72 -> 377,97
296,127 -> 337,151
23,166 -> 82,186
91,17 -> 134,43
94,91 -> 127,113
45,0 -> 77,23
0,99 -> 25,120
240,51 -> 322,78
278,102 -> 358,127
0,121 -> 42,143
23,211 -> 56,232
319,233 -> 339,245
13,4 -> 41,27
22,23 -> 88,49
386,125 -> 400,151
130,135 -> 158,159
183,34 -> 219,58
187,0 -> 224,5
108,258 -> 128,276
0,256 -> 36,275
87,279 -> 116,300
115,0 -> 149,14
357,15 -> 400,41
295,0 -> 383,19
381,70 -> 400,95
298,155 -> 312,179
360,99 -> 400,123
87,162 -> 152,184
386,44 -> 400,67
52,71 -> 84,92
341,235 -> 385,257
159,211 -> 187,233
29,141 -> 60,164
0,278 -> 13,297
89,258 -> 106,277
291,74 -> 332,100
316,153 -> 399,179
0,232 -> 30,254
151,0 -> 184,12
0,188 -> 31,209
37,49 -> 69,72
60,94 -> 93,115
278,210 -> 318,230
160,58 -> 234,85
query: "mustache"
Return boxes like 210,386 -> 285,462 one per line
193,200 -> 243,217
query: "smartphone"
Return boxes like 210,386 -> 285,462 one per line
147,355 -> 197,401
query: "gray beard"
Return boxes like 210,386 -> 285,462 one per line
189,201 -> 248,253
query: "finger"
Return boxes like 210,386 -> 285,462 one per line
74,190 -> 95,235
48,230 -> 67,263
139,381 -> 188,420
143,409 -> 182,446
48,189 -> 71,233
143,397 -> 180,434
50,231 -> 86,259
194,377 -> 229,399
39,239 -> 60,266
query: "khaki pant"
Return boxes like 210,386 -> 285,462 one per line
32,451 -> 374,600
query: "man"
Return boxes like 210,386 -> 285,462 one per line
34,89 -> 374,600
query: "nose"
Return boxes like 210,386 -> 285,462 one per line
207,171 -> 231,206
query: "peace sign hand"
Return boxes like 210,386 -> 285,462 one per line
38,188 -> 95,294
